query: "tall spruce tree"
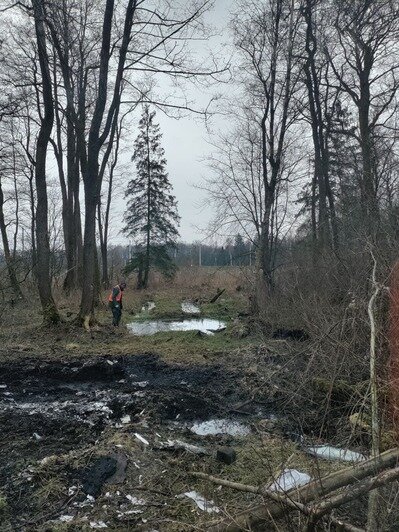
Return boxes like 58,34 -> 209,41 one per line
123,106 -> 180,289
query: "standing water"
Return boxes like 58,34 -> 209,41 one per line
127,318 -> 225,336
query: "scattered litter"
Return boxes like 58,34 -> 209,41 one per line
68,485 -> 78,496
0,384 -> 7,389
179,491 -> 220,513
134,381 -> 148,388
106,360 -> 115,366
117,510 -> 143,518
90,521 -> 108,529
59,515 -> 74,523
40,455 -> 56,465
121,415 -> 131,424
158,439 -> 209,455
134,433 -> 149,446
268,469 -> 311,492
191,419 -> 250,437
216,447 -> 236,464
305,445 -> 366,462
33,432 -> 42,441
126,494 -> 146,505
141,301 -> 156,312
133,461 -> 140,469
76,494 -> 96,507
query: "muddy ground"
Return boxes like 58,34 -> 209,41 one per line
0,350 -> 287,531
1,340 -> 388,531
0,273 -> 395,531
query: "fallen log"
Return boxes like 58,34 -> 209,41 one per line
209,289 -> 225,304
197,447 -> 399,531
195,466 -> 399,531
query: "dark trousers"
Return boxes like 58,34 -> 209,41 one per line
111,306 -> 122,326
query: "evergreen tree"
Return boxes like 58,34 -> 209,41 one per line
233,233 -> 247,266
123,106 -> 180,288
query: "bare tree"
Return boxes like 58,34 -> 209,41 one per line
232,0 -> 301,296
300,0 -> 339,254
328,0 -> 399,237
31,0 -> 59,323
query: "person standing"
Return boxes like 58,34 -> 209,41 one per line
108,280 -> 127,326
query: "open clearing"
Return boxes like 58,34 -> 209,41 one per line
0,268 -> 389,531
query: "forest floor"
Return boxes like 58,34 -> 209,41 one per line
0,268 -> 388,531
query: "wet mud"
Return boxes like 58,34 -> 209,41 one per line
0,353 -> 273,530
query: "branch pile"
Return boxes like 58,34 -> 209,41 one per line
191,448 -> 399,531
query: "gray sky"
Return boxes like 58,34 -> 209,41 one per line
113,0 -> 234,245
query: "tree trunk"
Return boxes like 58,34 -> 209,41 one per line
31,0 -> 59,324
0,179 -> 23,299
79,167 -> 98,323
77,0 -> 136,323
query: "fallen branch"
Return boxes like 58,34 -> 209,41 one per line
196,448 -> 399,531
195,466 -> 399,531
307,466 -> 399,523
209,288 -> 225,304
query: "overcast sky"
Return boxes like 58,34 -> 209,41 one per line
111,0 -> 234,245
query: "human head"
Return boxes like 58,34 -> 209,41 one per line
119,280 -> 127,291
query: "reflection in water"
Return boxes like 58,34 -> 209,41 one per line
127,318 -> 225,336
190,418 -> 250,436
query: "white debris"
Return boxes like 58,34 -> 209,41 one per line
179,491 -> 220,513
159,439 -> 209,455
121,415 -> 131,424
134,381 -> 149,388
268,469 -> 311,492
75,494 -> 95,508
181,302 -> 201,314
134,433 -> 149,446
68,486 -> 77,496
117,510 -> 143,518
0,384 -> 7,389
126,494 -> 146,505
306,445 -> 366,462
133,461 -> 140,469
33,432 -> 42,441
90,521 -> 108,529
191,419 -> 250,437
106,360 -> 114,366
59,515 -> 74,523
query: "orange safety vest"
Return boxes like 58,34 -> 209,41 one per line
108,285 -> 123,303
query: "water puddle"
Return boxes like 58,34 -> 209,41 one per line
127,318 -> 225,336
181,302 -> 201,314
306,445 -> 366,462
190,418 -> 250,436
